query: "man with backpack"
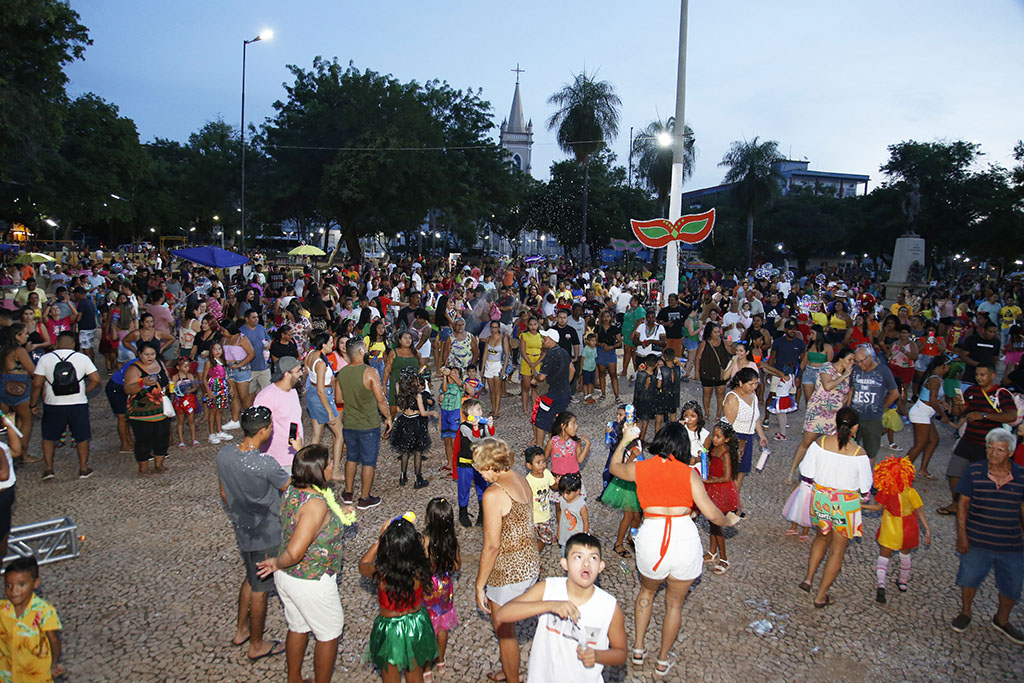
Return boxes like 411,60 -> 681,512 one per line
29,331 -> 101,480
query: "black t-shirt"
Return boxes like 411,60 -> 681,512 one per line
657,304 -> 688,339
596,323 -> 621,349
764,304 -> 786,337
555,324 -> 580,358
498,296 -> 516,324
541,346 -> 572,394
771,335 -> 806,373
959,333 -> 1001,384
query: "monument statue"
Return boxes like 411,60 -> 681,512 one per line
900,183 -> 921,235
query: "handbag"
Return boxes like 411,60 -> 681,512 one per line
161,393 -> 176,419
3,380 -> 27,398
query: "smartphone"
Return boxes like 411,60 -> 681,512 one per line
289,422 -> 298,440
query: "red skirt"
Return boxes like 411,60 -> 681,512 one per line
172,393 -> 199,415
705,481 -> 740,514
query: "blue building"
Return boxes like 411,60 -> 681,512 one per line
682,159 -> 869,206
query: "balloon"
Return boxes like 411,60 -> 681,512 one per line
815,273 -> 826,287
763,262 -> 773,270
783,270 -> 795,282
771,268 -> 780,277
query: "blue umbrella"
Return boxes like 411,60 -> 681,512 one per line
171,245 -> 249,268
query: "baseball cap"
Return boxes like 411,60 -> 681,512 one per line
784,319 -> 798,329
541,329 -> 560,343
272,356 -> 301,381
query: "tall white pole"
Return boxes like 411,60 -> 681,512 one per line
664,0 -> 688,304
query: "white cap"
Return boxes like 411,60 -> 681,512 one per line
541,329 -> 560,343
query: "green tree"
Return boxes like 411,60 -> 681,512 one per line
759,187 -> 845,273
631,117 -> 695,218
45,93 -> 147,241
719,136 -> 783,269
547,71 -> 622,262
0,0 -> 91,184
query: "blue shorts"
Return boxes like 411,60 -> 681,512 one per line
106,380 -> 128,416
226,365 -> 252,383
683,338 -> 700,352
343,426 -> 381,467
441,409 -> 461,438
533,391 -> 571,432
41,403 -> 91,443
802,365 -> 822,387
305,383 -> 339,425
438,326 -> 452,343
0,374 -> 30,407
582,369 -> 596,385
596,348 -> 617,366
956,547 -> 1024,602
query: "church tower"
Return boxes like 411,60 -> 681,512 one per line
499,66 -> 533,174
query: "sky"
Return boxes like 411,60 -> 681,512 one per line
65,0 -> 1024,193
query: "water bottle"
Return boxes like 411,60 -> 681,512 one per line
699,450 -> 709,480
624,403 -> 635,426
604,421 -> 617,445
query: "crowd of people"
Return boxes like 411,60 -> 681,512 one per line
0,245 -> 1022,680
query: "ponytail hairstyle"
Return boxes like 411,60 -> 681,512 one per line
727,366 -> 759,390
835,406 -> 860,449
713,420 -> 741,481
810,324 -> 826,352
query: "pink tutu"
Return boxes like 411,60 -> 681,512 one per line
782,477 -> 814,528
424,573 -> 458,632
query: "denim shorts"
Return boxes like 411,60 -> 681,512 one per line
683,338 -> 700,352
343,426 -> 381,467
802,365 -> 823,387
582,369 -> 596,385
226,364 -> 252,383
956,547 -> 1024,601
596,348 -> 617,366
438,326 -> 452,343
305,384 -> 339,425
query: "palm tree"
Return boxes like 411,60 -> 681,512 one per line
632,117 -> 695,218
547,71 -> 621,262
719,137 -> 784,268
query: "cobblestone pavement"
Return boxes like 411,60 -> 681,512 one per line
14,376 -> 1021,681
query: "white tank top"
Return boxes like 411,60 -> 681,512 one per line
527,577 -> 616,682
725,390 -> 759,434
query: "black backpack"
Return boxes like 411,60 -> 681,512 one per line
50,351 -> 80,396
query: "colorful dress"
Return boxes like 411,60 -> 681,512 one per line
802,364 -> 850,434
206,364 -> 230,409
0,594 -> 61,683
600,442 -> 641,512
171,376 -> 199,415
365,584 -> 439,673
446,333 -> 474,371
875,488 -> 924,551
768,374 -> 797,414
782,477 -> 815,527
423,573 -> 458,632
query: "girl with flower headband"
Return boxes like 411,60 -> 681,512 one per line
862,456 -> 931,604
257,442 -> 356,683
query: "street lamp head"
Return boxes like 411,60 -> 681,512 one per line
149,227 -> 156,233
44,219 -> 58,227
258,29 -> 274,41
657,132 -> 673,148
213,215 -> 220,221
435,232 -> 442,239
236,230 -> 242,235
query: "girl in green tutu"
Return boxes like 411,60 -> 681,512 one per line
359,517 -> 439,681
599,412 -> 643,558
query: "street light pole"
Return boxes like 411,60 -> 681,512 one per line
664,0 -> 688,304
240,29 -> 272,253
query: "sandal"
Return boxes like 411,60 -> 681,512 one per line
423,671 -> 433,683
435,660 -> 446,675
784,528 -> 800,536
798,581 -> 812,593
654,655 -> 677,677
798,534 -> 810,542
703,551 -> 719,565
813,594 -> 836,608
712,559 -> 731,574
613,544 -> 633,558
917,471 -> 935,480
936,505 -> 957,516
631,648 -> 645,666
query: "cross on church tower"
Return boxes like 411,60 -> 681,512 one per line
511,63 -> 525,84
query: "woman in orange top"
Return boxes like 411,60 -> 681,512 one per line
610,422 -> 739,677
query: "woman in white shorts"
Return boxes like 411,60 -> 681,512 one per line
257,444 -> 353,683
481,321 -> 511,417
610,422 -> 739,677
904,355 -> 953,479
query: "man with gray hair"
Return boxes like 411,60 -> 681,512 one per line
950,428 -> 1024,643
847,345 -> 899,459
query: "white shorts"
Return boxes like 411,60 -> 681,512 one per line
418,340 -> 432,359
274,570 -> 345,640
484,360 -> 503,379
908,401 -> 936,425
79,329 -> 98,350
635,515 -> 702,581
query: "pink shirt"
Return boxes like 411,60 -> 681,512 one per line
550,436 -> 580,476
254,383 -> 304,469
146,304 -> 174,335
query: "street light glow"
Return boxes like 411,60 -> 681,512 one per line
776,243 -> 783,251
44,219 -> 57,227
258,29 -> 274,41
213,215 -> 220,221
657,132 -> 673,148
110,193 -> 123,200
840,251 -> 846,256
149,227 -> 155,233
435,232 -> 442,239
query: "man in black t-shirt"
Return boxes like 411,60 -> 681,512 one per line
657,292 -> 689,358
532,329 -> 574,445
763,292 -> 786,338
955,321 -> 1001,386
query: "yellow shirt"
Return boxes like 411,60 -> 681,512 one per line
828,314 -> 848,330
810,311 -> 828,328
1000,305 -> 1021,330
527,469 -> 556,523
0,594 -> 61,683
363,336 -> 387,363
520,331 -> 543,376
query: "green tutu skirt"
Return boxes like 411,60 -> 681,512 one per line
600,477 -> 640,512
364,607 -> 439,673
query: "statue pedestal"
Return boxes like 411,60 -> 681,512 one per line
883,235 -> 925,303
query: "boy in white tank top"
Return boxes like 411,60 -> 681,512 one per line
495,533 -> 627,682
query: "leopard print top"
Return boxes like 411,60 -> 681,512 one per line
487,483 -> 540,587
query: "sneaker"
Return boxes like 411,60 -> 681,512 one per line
78,468 -> 94,479
876,587 -> 886,604
192,440 -> 201,447
178,442 -> 186,449
208,434 -> 222,444
889,443 -> 903,452
217,432 -> 233,441
773,432 -> 787,441
950,613 -> 972,633
42,470 -> 55,481
341,491 -> 354,505
222,420 -> 241,431
357,495 -> 382,510
991,617 -> 1024,644
584,397 -> 596,405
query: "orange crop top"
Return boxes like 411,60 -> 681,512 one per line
634,456 -> 694,509
377,583 -> 422,612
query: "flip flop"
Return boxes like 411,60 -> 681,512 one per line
798,581 -> 812,593
936,506 -> 957,516
813,594 -> 836,608
784,529 -> 800,536
485,671 -> 525,682
231,636 -> 250,647
613,544 -> 633,558
248,640 -> 285,662
917,471 -> 935,480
